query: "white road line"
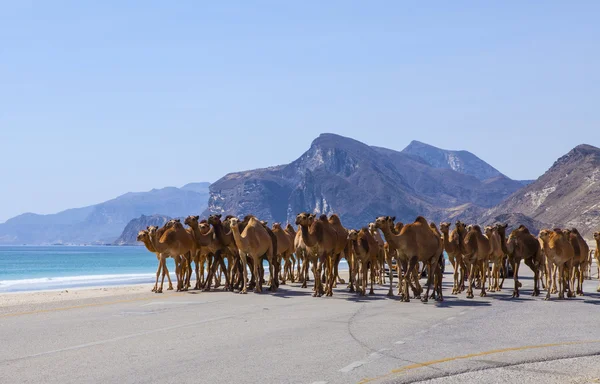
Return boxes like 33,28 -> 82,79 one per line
339,361 -> 365,373
395,340 -> 406,344
431,323 -> 441,328
2,316 -> 232,363
446,317 -> 456,321
459,311 -> 466,315
310,381 -> 327,384
141,301 -> 214,306
416,330 -> 426,335
378,348 -> 392,352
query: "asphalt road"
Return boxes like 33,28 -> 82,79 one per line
2,264 -> 600,384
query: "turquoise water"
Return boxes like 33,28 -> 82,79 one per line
0,246 -> 352,292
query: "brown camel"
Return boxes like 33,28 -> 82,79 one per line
595,232 -> 600,291
539,229 -> 575,300
485,225 -> 506,292
374,216 -> 413,298
229,216 -> 274,294
206,214 -> 238,291
272,223 -> 294,284
375,216 -> 442,302
295,213 -> 337,297
348,228 -> 378,295
368,222 -> 387,285
284,224 -> 299,281
294,214 -> 315,287
440,222 -> 465,294
506,225 -> 543,297
148,221 -> 195,292
184,215 -> 220,290
137,229 -> 173,292
328,214 -> 349,288
567,228 -> 590,296
463,225 -> 491,299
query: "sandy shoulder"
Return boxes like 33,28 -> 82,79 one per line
0,283 -> 156,309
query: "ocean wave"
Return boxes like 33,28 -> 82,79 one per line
0,273 -> 176,293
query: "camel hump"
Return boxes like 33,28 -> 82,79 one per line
329,214 -> 341,224
318,214 -> 328,222
414,216 -> 428,225
571,228 -> 580,234
159,228 -> 177,244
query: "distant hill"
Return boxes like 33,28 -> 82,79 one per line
113,214 -> 171,245
468,144 -> 600,237
203,133 -> 525,229
0,183 -> 210,245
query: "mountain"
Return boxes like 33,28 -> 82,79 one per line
203,134 -> 525,229
401,140 -> 504,181
113,214 -> 171,245
0,183 -> 210,245
473,144 -> 600,237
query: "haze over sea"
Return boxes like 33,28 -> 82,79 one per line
0,246 -> 351,293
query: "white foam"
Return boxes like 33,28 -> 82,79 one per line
0,273 -> 177,293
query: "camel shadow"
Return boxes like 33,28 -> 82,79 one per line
271,288 -> 316,299
434,299 -> 492,308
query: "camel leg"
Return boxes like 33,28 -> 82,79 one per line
450,256 -> 458,294
499,257 -> 506,290
479,260 -> 487,297
545,260 -> 554,300
301,258 -> 309,289
423,263 -> 434,302
152,256 -> 161,292
238,252 -> 249,294
566,260 -> 575,298
512,259 -> 521,298
312,259 -> 320,297
558,263 -> 565,299
466,263 -> 475,299
335,253 -> 345,285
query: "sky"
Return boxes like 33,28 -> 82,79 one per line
1,1 -> 599,223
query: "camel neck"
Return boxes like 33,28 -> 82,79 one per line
442,231 -> 452,252
213,222 -> 231,246
142,238 -> 156,253
300,224 -> 317,247
380,225 -> 399,247
229,225 -> 245,249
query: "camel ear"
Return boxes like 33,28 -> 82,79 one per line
386,216 -> 390,220
217,214 -> 222,218
391,216 -> 396,221
194,215 -> 199,220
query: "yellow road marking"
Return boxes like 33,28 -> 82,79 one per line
0,296 -> 158,318
358,340 -> 600,383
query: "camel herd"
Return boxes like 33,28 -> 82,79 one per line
136,213 -> 600,302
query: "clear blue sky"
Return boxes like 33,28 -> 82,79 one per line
1,1 -> 599,223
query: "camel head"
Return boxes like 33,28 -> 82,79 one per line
455,221 -> 467,233
260,220 -> 268,226
184,215 -> 200,227
295,212 -> 313,227
207,214 -> 222,226
272,222 -> 282,230
368,222 -> 376,232
495,223 -> 508,237
538,229 -> 552,243
347,229 -> 358,240
198,222 -> 211,234
136,230 -> 149,242
374,216 -> 394,230
484,225 -> 494,237
439,222 -> 451,234
165,218 -> 181,229
285,223 -> 296,232
228,217 -> 240,228
594,232 -> 600,241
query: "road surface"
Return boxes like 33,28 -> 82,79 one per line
1,265 -> 600,384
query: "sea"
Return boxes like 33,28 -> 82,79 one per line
0,246 -> 349,293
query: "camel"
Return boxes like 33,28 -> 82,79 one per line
440,222 -> 466,294
506,225 -> 544,297
567,228 -> 589,296
206,214 -> 238,291
272,223 -> 295,284
328,214 -> 349,288
295,213 -> 337,297
137,229 -> 173,292
368,223 -> 387,284
294,214 -> 315,287
348,228 -> 378,295
595,232 -> 600,291
462,225 -> 491,299
184,215 -> 220,290
374,216 -> 413,298
284,224 -> 299,281
148,221 -> 195,292
229,216 -> 274,293
539,229 -> 575,300
375,216 -> 442,302
485,225 -> 506,292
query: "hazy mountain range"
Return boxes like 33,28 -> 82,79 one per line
3,134 -> 599,245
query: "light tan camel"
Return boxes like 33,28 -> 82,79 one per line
272,223 -> 295,284
184,215 -> 220,290
295,213 -> 337,297
137,229 -> 173,292
294,214 -> 315,287
284,224 -> 299,281
440,222 -> 465,294
375,216 -> 442,302
567,228 -> 589,296
348,228 -> 378,295
229,216 -> 274,294
506,225 -> 544,297
463,225 -> 491,299
539,229 -> 575,300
